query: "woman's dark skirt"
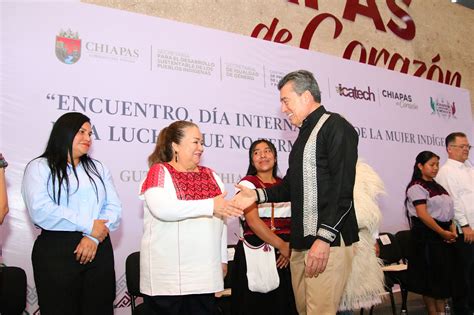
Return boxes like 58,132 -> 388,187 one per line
407,217 -> 454,299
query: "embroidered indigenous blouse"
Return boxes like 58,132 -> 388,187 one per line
139,162 -> 227,296
406,179 -> 454,222
238,175 -> 291,236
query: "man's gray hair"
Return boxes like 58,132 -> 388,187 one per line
277,70 -> 321,103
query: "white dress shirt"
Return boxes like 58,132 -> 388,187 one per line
436,158 -> 474,230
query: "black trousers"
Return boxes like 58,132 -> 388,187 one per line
144,293 -> 216,315
32,230 -> 116,315
452,234 -> 474,315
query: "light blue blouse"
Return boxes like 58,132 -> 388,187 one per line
22,158 -> 122,241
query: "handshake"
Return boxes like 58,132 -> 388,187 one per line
212,184 -> 258,218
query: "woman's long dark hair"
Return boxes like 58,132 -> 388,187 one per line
405,151 -> 440,225
246,139 -> 279,178
36,112 -> 105,204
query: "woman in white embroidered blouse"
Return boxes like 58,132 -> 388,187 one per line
139,120 -> 242,315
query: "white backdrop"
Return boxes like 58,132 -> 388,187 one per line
1,2 -> 472,313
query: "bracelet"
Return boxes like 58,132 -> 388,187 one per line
0,154 -> 8,169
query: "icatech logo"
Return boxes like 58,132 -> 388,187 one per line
55,29 -> 81,64
430,97 -> 456,119
336,84 -> 375,102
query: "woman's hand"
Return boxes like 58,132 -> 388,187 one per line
415,204 -> 457,244
450,223 -> 458,239
74,236 -> 98,264
276,241 -> 290,269
440,230 -> 457,243
276,254 -> 290,269
222,263 -> 228,278
277,241 -> 290,259
91,219 -> 109,242
213,192 -> 243,218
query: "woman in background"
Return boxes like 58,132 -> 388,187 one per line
405,150 -> 456,315
0,153 -> 8,224
231,139 -> 297,315
139,120 -> 242,315
22,112 -> 122,315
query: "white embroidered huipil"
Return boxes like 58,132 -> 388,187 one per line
139,163 -> 227,296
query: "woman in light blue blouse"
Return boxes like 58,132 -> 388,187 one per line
22,112 -> 122,315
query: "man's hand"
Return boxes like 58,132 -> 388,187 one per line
305,239 -> 330,278
74,236 -> 98,264
90,219 -> 109,242
462,226 -> 474,244
231,184 -> 258,211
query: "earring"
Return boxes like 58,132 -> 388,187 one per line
174,151 -> 178,163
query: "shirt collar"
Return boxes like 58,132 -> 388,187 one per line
300,105 -> 326,130
446,158 -> 472,169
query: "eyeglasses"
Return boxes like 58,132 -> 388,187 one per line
450,144 -> 472,150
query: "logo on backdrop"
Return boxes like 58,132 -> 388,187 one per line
381,89 -> 417,110
85,42 -> 139,60
55,29 -> 81,64
335,84 -> 375,102
430,97 -> 456,119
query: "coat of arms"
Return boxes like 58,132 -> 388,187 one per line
55,29 -> 81,64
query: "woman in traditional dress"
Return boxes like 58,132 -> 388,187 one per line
231,139 -> 297,315
139,120 -> 242,315
405,151 -> 456,315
